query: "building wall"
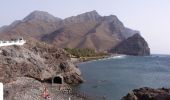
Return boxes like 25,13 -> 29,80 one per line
0,40 -> 26,47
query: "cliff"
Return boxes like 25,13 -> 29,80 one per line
110,33 -> 150,56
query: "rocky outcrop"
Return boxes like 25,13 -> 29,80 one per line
110,33 -> 150,56
0,42 -> 83,84
122,87 -> 170,100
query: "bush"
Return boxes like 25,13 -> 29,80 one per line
64,48 -> 96,57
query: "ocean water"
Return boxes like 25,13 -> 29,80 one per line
75,55 -> 170,100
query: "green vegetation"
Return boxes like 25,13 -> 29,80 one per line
64,48 -> 96,57
65,48 -> 108,58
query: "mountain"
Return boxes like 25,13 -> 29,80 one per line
0,10 -> 150,55
23,10 -> 61,22
0,11 -> 63,39
41,10 -> 137,51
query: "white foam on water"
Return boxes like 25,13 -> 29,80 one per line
92,55 -> 127,61
107,55 -> 127,60
79,55 -> 127,65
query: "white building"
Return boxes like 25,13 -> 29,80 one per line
0,38 -> 26,47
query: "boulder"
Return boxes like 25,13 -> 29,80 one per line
122,87 -> 170,100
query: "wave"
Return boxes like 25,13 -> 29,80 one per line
106,55 -> 127,60
79,55 -> 127,64
95,55 -> 127,61
148,54 -> 170,58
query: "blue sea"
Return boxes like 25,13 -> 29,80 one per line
75,55 -> 170,100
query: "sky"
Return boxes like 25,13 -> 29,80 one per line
0,0 -> 170,54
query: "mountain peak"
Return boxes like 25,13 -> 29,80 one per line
83,10 -> 99,15
64,10 -> 101,24
23,10 -> 62,22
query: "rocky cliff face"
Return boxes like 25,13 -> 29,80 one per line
122,87 -> 170,100
0,42 -> 83,84
110,33 -> 150,56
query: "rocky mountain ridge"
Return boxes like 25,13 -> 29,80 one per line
0,10 -> 150,55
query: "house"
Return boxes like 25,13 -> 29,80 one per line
0,38 -> 26,47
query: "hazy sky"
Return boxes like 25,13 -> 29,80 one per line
0,0 -> 170,54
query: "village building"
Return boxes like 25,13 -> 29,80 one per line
0,38 -> 26,47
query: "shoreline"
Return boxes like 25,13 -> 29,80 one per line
71,54 -> 109,64
71,53 -> 125,65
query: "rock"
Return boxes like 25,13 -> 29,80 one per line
110,33 -> 150,56
0,42 -> 83,84
122,87 -> 170,100
63,73 -> 84,84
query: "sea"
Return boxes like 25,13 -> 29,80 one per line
75,55 -> 170,100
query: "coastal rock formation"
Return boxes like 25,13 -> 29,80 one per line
0,42 -> 83,84
122,87 -> 170,100
0,10 -> 145,53
110,33 -> 150,56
